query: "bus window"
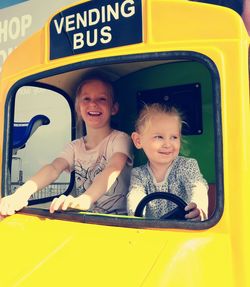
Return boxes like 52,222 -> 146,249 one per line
4,55 -> 220,226
10,85 -> 72,203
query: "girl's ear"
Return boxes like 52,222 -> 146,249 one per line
131,132 -> 142,149
111,102 -> 119,115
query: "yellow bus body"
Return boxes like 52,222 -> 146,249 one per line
0,1 -> 249,286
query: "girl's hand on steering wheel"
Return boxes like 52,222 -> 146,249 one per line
184,202 -> 202,221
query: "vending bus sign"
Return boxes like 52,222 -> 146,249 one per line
49,0 -> 143,60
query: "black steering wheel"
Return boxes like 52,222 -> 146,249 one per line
134,192 -> 188,220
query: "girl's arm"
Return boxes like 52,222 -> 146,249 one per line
49,152 -> 128,213
0,158 -> 69,216
127,168 -> 146,216
182,158 -> 208,220
84,152 -> 128,201
30,158 -> 69,191
188,181 -> 208,220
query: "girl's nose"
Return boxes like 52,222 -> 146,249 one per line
89,99 -> 98,106
162,140 -> 171,148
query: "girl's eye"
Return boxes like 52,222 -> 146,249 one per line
170,136 -> 179,140
154,135 -> 163,139
98,97 -> 107,102
81,97 -> 90,102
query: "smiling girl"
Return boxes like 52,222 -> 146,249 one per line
127,103 -> 208,220
0,73 -> 133,216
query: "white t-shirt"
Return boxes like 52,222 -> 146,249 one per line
58,130 -> 133,214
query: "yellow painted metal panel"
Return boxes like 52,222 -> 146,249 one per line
0,214 -> 234,286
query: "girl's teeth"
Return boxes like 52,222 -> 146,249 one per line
88,111 -> 101,116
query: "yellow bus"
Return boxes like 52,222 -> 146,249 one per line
0,0 -> 249,286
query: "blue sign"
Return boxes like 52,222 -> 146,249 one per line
49,0 -> 143,60
0,0 -> 29,9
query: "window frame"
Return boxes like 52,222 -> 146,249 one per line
2,51 -> 223,230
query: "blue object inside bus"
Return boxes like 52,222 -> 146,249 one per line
13,114 -> 50,153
